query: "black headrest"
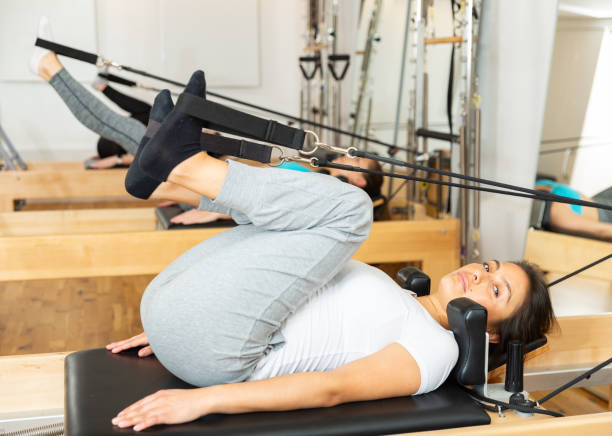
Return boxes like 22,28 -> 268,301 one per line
397,266 -> 430,296
447,298 -> 488,386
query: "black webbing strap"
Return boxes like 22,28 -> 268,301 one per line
99,73 -> 137,87
200,132 -> 272,164
35,38 -> 98,64
176,93 -> 306,150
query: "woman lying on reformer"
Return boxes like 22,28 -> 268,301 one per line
103,71 -> 556,432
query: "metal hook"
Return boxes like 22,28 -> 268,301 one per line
301,130 -> 357,159
299,130 -> 320,156
96,56 -> 122,70
268,146 -> 320,168
267,146 -> 288,167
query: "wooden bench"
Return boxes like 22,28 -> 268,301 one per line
0,162 -> 129,212
2,315 -> 610,435
0,217 -> 460,291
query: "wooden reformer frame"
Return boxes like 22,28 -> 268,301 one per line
0,162 -> 130,212
2,314 -> 611,435
0,211 -> 460,290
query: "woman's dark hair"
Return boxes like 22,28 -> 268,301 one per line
493,260 -> 557,356
363,159 -> 383,199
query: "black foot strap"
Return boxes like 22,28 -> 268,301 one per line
176,93 -> 306,150
35,38 -> 98,64
201,132 -> 272,164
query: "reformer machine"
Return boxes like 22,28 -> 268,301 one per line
23,37 -> 612,434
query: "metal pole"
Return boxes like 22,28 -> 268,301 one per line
388,0 -> 413,200
472,107 -> 481,260
0,125 -> 26,170
459,124 -> 468,264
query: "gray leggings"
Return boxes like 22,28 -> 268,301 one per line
48,69 -> 145,155
140,160 -> 373,387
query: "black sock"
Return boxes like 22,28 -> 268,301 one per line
138,70 -> 207,182
124,89 -> 174,199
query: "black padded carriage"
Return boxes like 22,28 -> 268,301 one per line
64,294 -> 493,435
65,348 -> 490,436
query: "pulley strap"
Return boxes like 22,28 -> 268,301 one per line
35,38 -> 98,64
176,93 -> 306,150
200,132 -> 272,164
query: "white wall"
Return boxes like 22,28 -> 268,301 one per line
477,0 -> 558,262
539,17 -> 612,195
0,0 -> 301,162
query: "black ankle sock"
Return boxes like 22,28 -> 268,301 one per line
139,70 -> 207,182
125,89 -> 174,199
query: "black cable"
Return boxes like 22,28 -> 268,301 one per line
319,161 -> 592,206
548,254 -> 612,287
121,69 -> 417,154
350,150 -> 612,211
462,386 -> 564,417
334,154 -> 612,211
537,356 -> 612,406
388,180 -> 408,202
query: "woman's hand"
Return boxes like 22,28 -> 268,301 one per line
88,155 -> 122,169
170,210 -> 225,225
105,332 -> 153,357
112,388 -> 208,431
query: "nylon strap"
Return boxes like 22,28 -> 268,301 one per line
200,132 -> 272,164
176,93 -> 306,150
35,38 -> 98,64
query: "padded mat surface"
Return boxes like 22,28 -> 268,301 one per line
65,348 -> 490,436
155,205 -> 237,230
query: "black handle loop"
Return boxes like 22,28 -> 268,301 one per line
328,54 -> 350,81
299,55 -> 322,80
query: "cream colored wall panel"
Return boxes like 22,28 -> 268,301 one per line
159,0 -> 260,88
95,0 -> 165,86
0,0 -> 97,81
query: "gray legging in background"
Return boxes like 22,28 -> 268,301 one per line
48,68 -> 145,155
593,186 -> 612,223
140,160 -> 373,387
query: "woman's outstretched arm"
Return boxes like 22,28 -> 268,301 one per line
111,343 -> 421,431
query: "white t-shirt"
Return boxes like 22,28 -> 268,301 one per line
247,260 -> 459,394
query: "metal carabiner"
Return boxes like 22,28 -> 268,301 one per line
287,155 -> 320,168
301,130 -> 357,158
299,130 -> 321,156
268,146 -> 320,168
97,56 -> 122,70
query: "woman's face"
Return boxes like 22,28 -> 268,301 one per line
437,261 -> 529,326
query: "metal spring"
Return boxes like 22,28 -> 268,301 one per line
2,422 -> 63,436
